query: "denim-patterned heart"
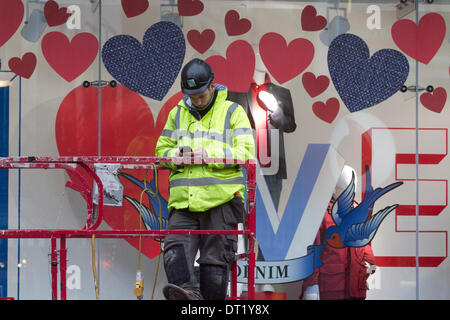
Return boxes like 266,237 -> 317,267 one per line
102,21 -> 185,101
328,33 -> 409,113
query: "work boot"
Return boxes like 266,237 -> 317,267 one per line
163,283 -> 203,300
162,244 -> 202,300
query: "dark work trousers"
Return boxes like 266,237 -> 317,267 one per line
163,195 -> 245,295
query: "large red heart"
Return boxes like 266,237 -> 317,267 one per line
225,10 -> 252,36
44,0 -> 71,27
301,5 -> 326,31
259,32 -> 314,84
312,98 -> 340,123
420,87 -> 447,113
8,52 -> 37,79
187,29 -> 215,54
0,0 -> 24,48
42,32 -> 98,82
56,84 -> 163,258
178,0 -> 204,16
302,72 -> 329,98
391,12 -> 446,64
121,0 -> 149,18
206,40 -> 255,93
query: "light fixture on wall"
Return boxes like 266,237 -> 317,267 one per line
319,0 -> 350,47
21,0 -> 48,43
160,0 -> 183,28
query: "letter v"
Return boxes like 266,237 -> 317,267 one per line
256,144 -> 345,260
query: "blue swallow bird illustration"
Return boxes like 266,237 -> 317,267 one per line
325,167 -> 403,248
120,172 -> 169,232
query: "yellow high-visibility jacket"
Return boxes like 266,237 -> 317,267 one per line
155,85 -> 255,212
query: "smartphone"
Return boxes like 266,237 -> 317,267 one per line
179,146 -> 192,155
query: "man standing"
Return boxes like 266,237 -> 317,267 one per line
155,58 -> 255,300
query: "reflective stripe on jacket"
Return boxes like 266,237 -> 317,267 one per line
155,85 -> 255,212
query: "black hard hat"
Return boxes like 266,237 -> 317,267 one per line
180,58 -> 214,94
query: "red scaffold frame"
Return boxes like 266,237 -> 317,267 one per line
0,156 -> 257,300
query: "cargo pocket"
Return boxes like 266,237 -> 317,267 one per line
222,198 -> 241,265
319,264 -> 346,291
226,194 -> 245,224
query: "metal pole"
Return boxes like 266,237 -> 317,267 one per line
96,0 -> 103,297
97,0 -> 102,157
60,236 -> 67,300
17,76 -> 22,300
414,0 -> 420,301
50,237 -> 58,300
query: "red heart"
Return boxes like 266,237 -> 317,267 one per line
420,87 -> 447,113
259,32 -> 314,84
187,29 -> 215,54
121,0 -> 149,18
301,5 -> 327,31
391,12 -> 446,64
178,0 -> 204,16
44,0 -> 72,27
225,10 -> 252,36
0,0 -> 24,48
302,72 -> 329,98
56,84 -> 163,259
8,52 -> 37,79
312,98 -> 340,123
42,32 -> 99,82
206,40 -> 254,93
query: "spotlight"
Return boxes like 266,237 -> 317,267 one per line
320,1 -> 350,47
160,0 -> 183,28
319,15 -> 350,47
21,8 -> 47,42
21,0 -> 50,43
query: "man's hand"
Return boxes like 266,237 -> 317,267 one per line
173,148 -> 191,165
173,147 -> 207,165
192,148 -> 208,158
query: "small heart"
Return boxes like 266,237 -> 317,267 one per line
225,10 -> 251,36
42,32 -> 99,82
420,87 -> 447,113
391,12 -> 445,64
44,0 -> 71,27
187,29 -> 215,54
178,0 -> 204,17
8,52 -> 37,79
121,0 -> 149,18
302,72 -> 329,97
301,5 -> 327,31
259,32 -> 314,84
206,40 -> 254,93
0,0 -> 24,48
312,98 -> 340,123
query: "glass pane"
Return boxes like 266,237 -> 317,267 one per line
2,0 -> 448,301
416,0 -> 449,300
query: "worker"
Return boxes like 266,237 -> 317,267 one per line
155,58 -> 255,300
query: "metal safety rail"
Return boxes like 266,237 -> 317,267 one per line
0,156 -> 257,300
